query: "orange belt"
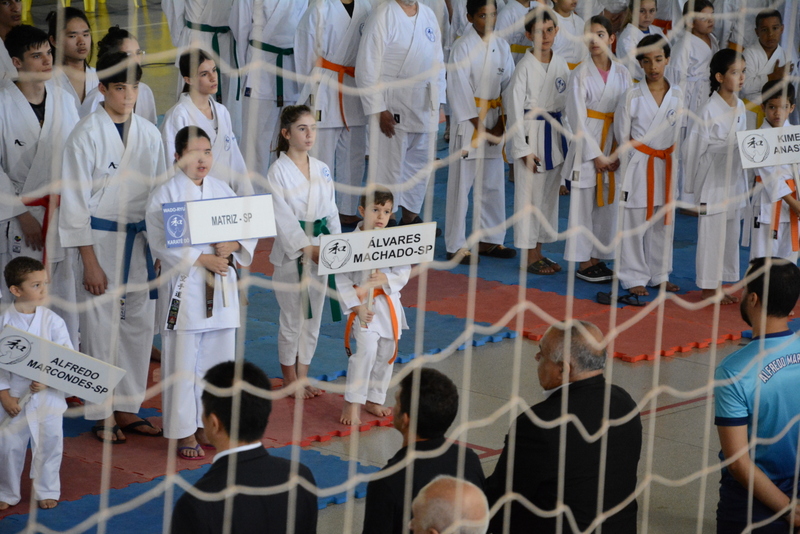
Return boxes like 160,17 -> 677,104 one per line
756,175 -> 799,251
568,61 -> 581,70
632,141 -> 675,224
653,19 -> 673,34
472,96 -> 503,148
344,287 -> 400,364
317,57 -> 356,130
586,109 -> 616,206
22,194 -> 59,265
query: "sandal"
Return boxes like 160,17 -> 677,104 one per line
178,444 -> 205,461
526,259 -> 557,275
479,244 -> 517,259
446,249 -> 477,266
92,424 -> 125,445
120,419 -> 163,437
542,257 -> 562,272
597,292 -> 646,307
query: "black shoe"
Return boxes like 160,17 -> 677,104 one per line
576,263 -> 613,283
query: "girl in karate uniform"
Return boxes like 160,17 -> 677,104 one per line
46,8 -> 97,110
616,0 -> 664,82
267,105 -> 340,399
684,49 -> 747,304
79,26 -> 157,125
161,49 -> 253,196
146,126 -> 256,460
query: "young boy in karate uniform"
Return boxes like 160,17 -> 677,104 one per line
495,0 -> 541,65
616,0 -> 664,83
506,7 -> 569,275
615,35 -> 682,299
0,26 -> 79,346
747,81 -> 800,262
0,0 -> 22,85
146,126 -> 256,459
446,0 -> 515,265
59,52 -> 167,443
338,189 -> 410,426
295,0 -> 373,228
551,0 -> 588,70
0,257 -> 73,511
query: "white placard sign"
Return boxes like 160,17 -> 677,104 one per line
0,326 -> 125,403
737,125 -> 800,169
183,194 -> 277,246
317,223 -> 437,275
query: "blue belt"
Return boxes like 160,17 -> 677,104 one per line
90,217 -> 158,299
526,110 -> 568,170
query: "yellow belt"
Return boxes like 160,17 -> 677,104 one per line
509,44 -> 530,54
472,96 -> 504,148
743,99 -> 766,128
586,108 -> 616,206
568,61 -> 581,70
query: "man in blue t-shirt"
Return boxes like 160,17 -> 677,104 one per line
715,257 -> 800,534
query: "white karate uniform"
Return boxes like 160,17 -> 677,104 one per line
267,152 -> 340,367
505,50 -> 570,250
335,224 -> 409,405
562,60 -> 632,263
717,0 -> 780,50
741,43 -> 795,129
552,11 -> 588,68
0,44 -> 16,86
59,107 -> 167,420
356,1 -> 446,215
0,80 -> 80,347
0,306 -> 71,506
295,0 -> 373,217
163,0 -> 242,135
160,93 -> 253,196
445,27 -> 513,254
146,170 -> 255,439
79,81 -> 158,125
667,30 -> 719,205
51,67 -> 99,111
746,120 -> 799,261
615,80 -> 683,289
495,0 -> 540,65
684,92 -> 747,289
419,0 -> 453,60
230,0 -> 308,188
616,24 -> 665,82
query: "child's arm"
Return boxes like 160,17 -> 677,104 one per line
613,90 -> 633,170
504,59 -> 539,170
30,382 -> 46,393
0,389 -> 20,417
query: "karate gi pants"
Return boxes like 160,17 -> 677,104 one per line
749,221 -> 799,262
618,207 -> 674,289
344,326 -> 395,405
273,260 -> 327,366
241,96 -> 292,192
513,163 -> 561,250
161,328 -> 235,439
564,184 -> 618,263
313,125 -> 367,217
445,155 -> 506,253
372,129 -> 434,214
0,392 -> 64,505
696,211 -> 742,289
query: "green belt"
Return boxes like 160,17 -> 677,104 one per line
298,218 -> 342,322
184,21 -> 241,101
249,39 -> 293,106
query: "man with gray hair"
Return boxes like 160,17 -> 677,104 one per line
409,476 -> 489,534
485,321 -> 642,533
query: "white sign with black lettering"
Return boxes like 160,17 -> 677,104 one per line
0,325 -> 125,403
737,125 -> 800,169
184,195 -> 277,246
317,223 -> 437,275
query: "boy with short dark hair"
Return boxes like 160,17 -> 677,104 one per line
59,51 -> 166,444
337,188 -> 410,425
0,256 -> 73,511
746,80 -> 800,261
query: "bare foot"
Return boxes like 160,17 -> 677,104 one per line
304,385 -> 323,397
195,428 -> 214,449
661,281 -> 680,292
177,436 -> 204,459
38,499 -> 57,509
340,401 -> 362,425
0,501 -> 10,510
629,285 -> 649,296
701,288 -> 739,305
720,293 -> 739,305
365,401 -> 392,418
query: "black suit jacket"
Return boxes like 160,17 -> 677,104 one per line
362,437 -> 486,534
171,446 -> 317,534
486,375 -> 642,534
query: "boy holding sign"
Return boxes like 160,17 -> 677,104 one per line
337,189 -> 410,426
747,81 -> 800,262
0,257 -> 73,511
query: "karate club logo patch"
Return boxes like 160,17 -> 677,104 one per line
225,135 -> 232,151
321,239 -> 352,271
167,214 -> 187,239
555,77 -> 566,93
742,134 -> 769,164
425,27 -> 436,42
0,335 -> 32,365
322,166 -> 332,182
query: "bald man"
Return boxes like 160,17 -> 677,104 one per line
485,321 -> 642,533
410,476 -> 489,534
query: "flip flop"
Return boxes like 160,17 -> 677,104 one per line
597,292 -> 647,307
526,259 -> 557,275
198,443 -> 216,451
542,257 -> 562,272
178,445 -> 205,461
479,244 -> 517,259
120,419 -> 163,437
91,424 -> 125,445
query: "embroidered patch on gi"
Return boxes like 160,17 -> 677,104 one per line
425,27 -> 436,42
225,135 -> 232,151
360,22 -> 365,35
667,109 -> 677,126
555,78 -> 566,93
322,166 -> 332,182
